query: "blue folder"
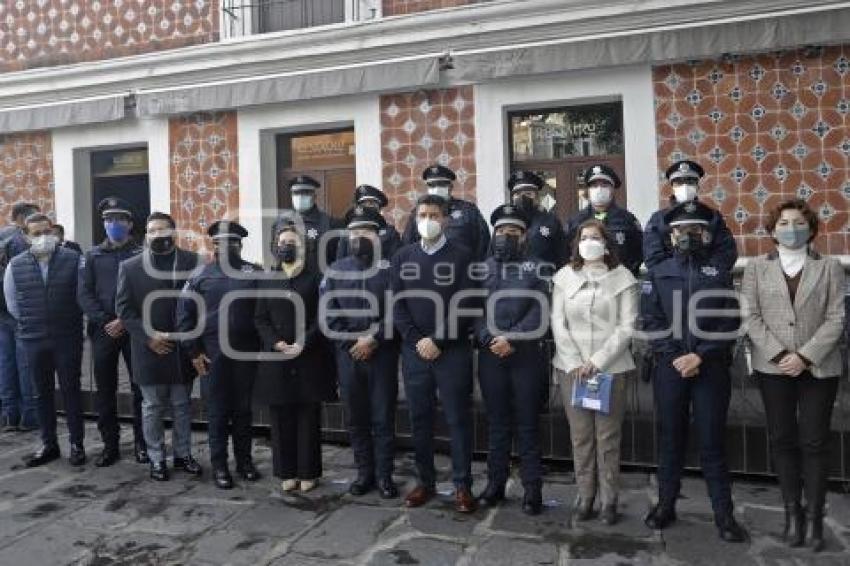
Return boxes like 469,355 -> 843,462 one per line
570,372 -> 613,414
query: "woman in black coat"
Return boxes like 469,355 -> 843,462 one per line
254,222 -> 336,493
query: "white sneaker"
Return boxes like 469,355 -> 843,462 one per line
281,479 -> 298,492
299,479 -> 318,492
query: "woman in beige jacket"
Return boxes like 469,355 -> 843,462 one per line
551,219 -> 638,525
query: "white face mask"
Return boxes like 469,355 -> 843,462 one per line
578,239 -> 606,261
417,218 -> 442,240
427,185 -> 451,201
673,183 -> 698,203
29,234 -> 58,256
292,194 -> 314,213
588,186 -> 612,207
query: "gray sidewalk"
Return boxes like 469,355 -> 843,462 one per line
0,420 -> 848,565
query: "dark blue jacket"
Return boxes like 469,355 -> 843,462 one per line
526,208 -> 567,270
474,255 -> 550,347
272,206 -> 344,272
176,259 -> 261,360
77,239 -> 141,332
640,252 -> 740,359
335,224 -> 402,261
9,248 -> 83,341
643,199 -> 737,272
565,204 -> 643,276
402,197 -> 491,260
0,225 -> 30,316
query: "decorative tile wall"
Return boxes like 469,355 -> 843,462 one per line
382,0 -> 482,16
0,132 -> 54,221
0,1 -> 218,73
169,111 -> 239,251
654,46 -> 850,256
380,86 -> 476,230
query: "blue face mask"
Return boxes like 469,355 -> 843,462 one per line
104,220 -> 130,243
774,226 -> 809,250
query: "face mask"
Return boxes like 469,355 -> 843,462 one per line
588,186 -> 613,207
427,185 -> 451,201
349,236 -> 374,261
29,234 -> 58,256
492,234 -> 520,261
674,232 -> 704,254
277,243 -> 298,264
292,194 -> 314,213
774,226 -> 810,250
104,220 -> 130,243
673,183 -> 698,203
578,239 -> 606,261
148,235 -> 175,254
417,218 -> 442,240
513,195 -> 536,213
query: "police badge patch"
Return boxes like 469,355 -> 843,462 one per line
539,225 -> 550,237
378,259 -> 391,269
522,261 -> 535,272
701,266 -> 719,277
641,280 -> 653,295
307,227 -> 319,239
615,231 -> 625,245
451,209 -> 463,220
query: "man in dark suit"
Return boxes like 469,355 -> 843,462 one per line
116,212 -> 203,481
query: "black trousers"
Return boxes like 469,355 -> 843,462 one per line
201,357 -> 255,470
269,403 -> 322,480
757,371 -> 838,512
91,330 -> 144,450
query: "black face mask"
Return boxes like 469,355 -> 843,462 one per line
277,243 -> 298,264
492,234 -> 521,261
674,232 -> 704,255
349,236 -> 374,262
148,235 -> 175,254
515,195 -> 536,213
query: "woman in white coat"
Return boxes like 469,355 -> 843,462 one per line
551,218 -> 639,525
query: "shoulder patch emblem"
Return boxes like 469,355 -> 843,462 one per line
522,261 -> 536,272
539,225 -> 550,237
378,228 -> 387,236
451,209 -> 464,220
306,227 -> 319,239
701,266 -> 719,277
378,259 -> 391,269
615,231 -> 626,245
641,280 -> 653,295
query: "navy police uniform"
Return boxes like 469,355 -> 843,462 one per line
272,175 -> 344,272
177,221 -> 261,486
336,184 -> 401,260
565,165 -> 643,276
640,200 -> 746,540
508,171 -> 567,269
644,160 -> 737,272
322,206 -> 400,496
77,197 -> 147,463
475,204 -> 549,515
401,165 -> 491,260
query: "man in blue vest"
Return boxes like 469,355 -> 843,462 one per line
3,213 -> 85,466
78,197 -> 147,467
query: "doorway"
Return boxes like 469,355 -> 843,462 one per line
90,148 -> 150,245
276,128 -> 356,219
508,102 -> 626,222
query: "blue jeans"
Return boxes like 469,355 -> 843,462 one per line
0,316 -> 38,428
139,383 -> 193,463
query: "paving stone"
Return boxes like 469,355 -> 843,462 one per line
189,529 -> 279,565
661,515 -> 756,566
293,506 -> 402,560
270,553 -> 346,566
83,531 -> 185,564
0,523 -> 101,564
126,502 -> 240,537
369,537 -> 466,566
226,501 -> 316,538
407,506 -> 480,538
470,537 -> 557,566
0,468 -> 62,499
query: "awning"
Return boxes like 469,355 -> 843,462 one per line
0,95 -> 125,134
448,7 -> 850,82
136,55 -> 442,117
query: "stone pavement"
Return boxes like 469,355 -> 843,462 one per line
0,421 -> 848,565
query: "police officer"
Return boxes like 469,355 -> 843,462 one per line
508,171 -> 567,269
641,200 -> 747,542
322,206 -> 400,498
401,165 -> 491,260
644,160 -> 737,272
272,175 -> 344,272
475,204 -> 549,515
565,165 -> 643,276
336,184 -> 401,261
77,197 -> 147,466
177,221 -> 261,489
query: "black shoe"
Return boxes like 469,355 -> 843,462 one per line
173,456 -> 203,476
68,444 -> 86,466
522,485 -> 543,516
24,444 -> 60,467
94,448 -> 120,468
237,461 -> 261,482
574,498 -> 596,522
349,476 -> 375,496
214,468 -> 234,489
135,442 -> 150,465
150,461 -> 169,481
716,514 -> 748,543
378,478 -> 399,499
809,509 -> 825,553
644,502 -> 676,530
476,482 -> 506,508
601,503 -> 618,525
783,502 -> 805,547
